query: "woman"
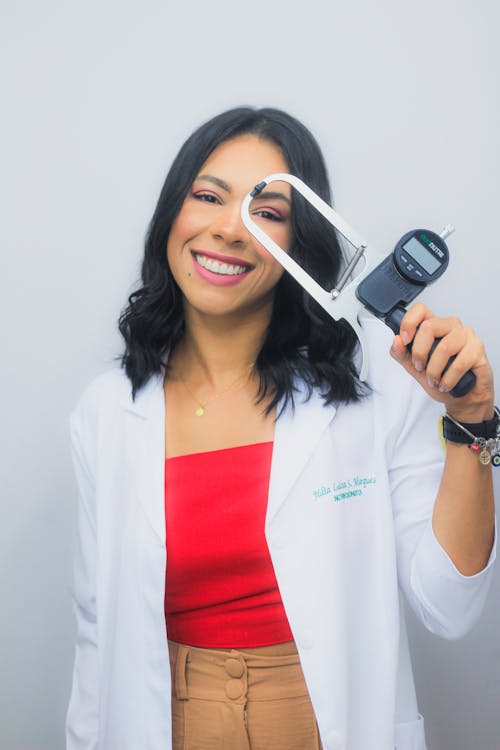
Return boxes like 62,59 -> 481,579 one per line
66,107 -> 496,750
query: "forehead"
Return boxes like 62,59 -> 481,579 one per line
197,135 -> 290,195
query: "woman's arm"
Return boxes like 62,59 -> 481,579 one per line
390,302 -> 495,576
66,408 -> 99,750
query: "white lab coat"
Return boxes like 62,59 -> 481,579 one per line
66,320 -> 496,750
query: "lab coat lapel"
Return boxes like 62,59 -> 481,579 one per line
267,389 -> 336,524
122,372 -> 166,543
120,375 -> 337,540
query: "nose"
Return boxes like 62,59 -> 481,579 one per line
210,201 -> 249,246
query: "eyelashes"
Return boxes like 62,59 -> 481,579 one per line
192,191 -> 219,204
191,191 -> 285,222
253,209 -> 284,222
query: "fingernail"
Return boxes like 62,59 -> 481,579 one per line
427,376 -> 438,388
413,359 -> 424,372
401,331 -> 410,345
438,383 -> 450,393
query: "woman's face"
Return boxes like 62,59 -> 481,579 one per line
167,134 -> 292,324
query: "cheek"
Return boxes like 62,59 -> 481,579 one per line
254,247 -> 286,287
172,196 -> 209,239
166,209 -> 197,268
256,223 -> 292,263
271,221 -> 292,254
169,208 -> 194,247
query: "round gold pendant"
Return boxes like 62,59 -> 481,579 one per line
195,406 -> 205,417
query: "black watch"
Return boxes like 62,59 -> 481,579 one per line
441,410 -> 499,445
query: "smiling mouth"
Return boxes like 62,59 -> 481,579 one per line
193,252 -> 253,277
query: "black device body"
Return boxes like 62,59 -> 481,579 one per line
356,229 -> 476,398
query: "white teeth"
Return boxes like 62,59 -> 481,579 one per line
195,254 -> 249,276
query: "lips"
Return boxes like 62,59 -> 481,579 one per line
191,249 -> 254,277
189,248 -> 256,289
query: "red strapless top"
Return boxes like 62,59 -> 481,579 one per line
164,442 -> 293,648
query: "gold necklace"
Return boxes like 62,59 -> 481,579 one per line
179,363 -> 255,417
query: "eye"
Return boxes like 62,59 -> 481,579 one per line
253,208 -> 284,222
192,191 -> 220,204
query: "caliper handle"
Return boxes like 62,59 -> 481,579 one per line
385,307 -> 476,398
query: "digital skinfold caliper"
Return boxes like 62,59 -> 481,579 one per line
240,173 -> 475,398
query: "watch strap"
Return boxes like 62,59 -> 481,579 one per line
442,411 -> 499,445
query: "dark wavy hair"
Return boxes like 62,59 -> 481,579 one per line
119,106 -> 367,413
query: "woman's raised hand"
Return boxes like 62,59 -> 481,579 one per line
389,302 -> 494,422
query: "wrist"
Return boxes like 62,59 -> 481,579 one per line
441,407 -> 500,466
445,403 -> 495,423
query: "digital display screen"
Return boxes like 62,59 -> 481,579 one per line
402,237 -> 441,274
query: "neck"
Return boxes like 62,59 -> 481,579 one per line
170,306 -> 271,388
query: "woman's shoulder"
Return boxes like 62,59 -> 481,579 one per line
361,315 -> 412,394
78,366 -> 131,401
359,315 -> 442,433
71,367 -> 133,426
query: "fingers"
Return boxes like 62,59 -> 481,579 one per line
397,302 -> 433,346
391,303 -> 492,398
424,327 -> 482,393
410,317 -> 463,380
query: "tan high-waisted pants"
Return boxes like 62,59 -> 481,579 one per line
168,640 -> 323,750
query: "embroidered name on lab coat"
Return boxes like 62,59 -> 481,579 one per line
312,475 -> 377,503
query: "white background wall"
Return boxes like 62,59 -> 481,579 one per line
1,1 -> 499,748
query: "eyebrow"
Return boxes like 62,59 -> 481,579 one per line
196,174 -> 232,192
253,189 -> 291,206
196,174 -> 291,205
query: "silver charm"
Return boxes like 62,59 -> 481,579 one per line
490,437 -> 500,467
479,447 -> 491,465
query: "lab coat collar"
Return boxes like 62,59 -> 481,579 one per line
121,372 -> 167,542
267,386 -> 337,524
121,369 -> 165,420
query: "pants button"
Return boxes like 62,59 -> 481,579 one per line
224,657 -> 244,678
225,678 -> 245,700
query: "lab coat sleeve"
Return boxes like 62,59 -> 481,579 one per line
66,402 -> 99,749
387,374 -> 496,640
